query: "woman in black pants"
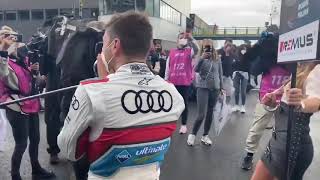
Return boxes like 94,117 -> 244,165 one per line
232,44 -> 251,114
0,41 -> 55,180
187,41 -> 224,146
5,109 -> 50,179
251,62 -> 320,180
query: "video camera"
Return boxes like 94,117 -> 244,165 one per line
0,51 -> 8,58
28,50 -> 40,64
4,33 -> 23,43
95,42 -> 103,56
27,32 -> 47,53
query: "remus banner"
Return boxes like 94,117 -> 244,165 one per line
278,0 -> 320,63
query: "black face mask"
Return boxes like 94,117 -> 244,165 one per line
155,48 -> 161,53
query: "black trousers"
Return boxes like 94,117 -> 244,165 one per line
44,95 -> 62,155
6,108 -> 42,175
175,85 -> 190,125
45,67 -> 63,156
73,155 -> 90,180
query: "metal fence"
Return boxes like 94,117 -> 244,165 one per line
159,0 -> 182,26
193,27 -> 266,37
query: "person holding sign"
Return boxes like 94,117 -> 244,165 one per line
251,62 -> 320,180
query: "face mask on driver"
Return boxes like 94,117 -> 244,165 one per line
241,50 -> 246,55
178,38 -> 188,47
101,40 -> 115,73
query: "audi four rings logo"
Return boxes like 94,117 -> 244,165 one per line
71,95 -> 80,110
121,90 -> 173,114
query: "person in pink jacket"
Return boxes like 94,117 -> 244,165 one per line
165,32 -> 199,134
0,28 -> 55,179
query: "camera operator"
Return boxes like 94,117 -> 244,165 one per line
0,26 -> 55,180
0,26 -> 14,152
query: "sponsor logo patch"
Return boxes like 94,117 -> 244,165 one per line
116,150 -> 132,164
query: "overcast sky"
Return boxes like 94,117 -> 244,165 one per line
191,0 -> 281,27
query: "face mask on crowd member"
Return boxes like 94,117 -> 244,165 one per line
177,33 -> 188,48
241,48 -> 247,55
155,43 -> 162,52
178,38 -> 188,47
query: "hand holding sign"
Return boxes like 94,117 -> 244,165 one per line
286,88 -> 303,106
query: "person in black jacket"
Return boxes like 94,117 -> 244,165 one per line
232,44 -> 251,113
147,42 -> 167,78
219,42 -> 234,103
217,38 -> 233,58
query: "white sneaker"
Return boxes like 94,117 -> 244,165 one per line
240,106 -> 246,113
187,134 -> 196,146
201,135 -> 213,146
232,105 -> 240,112
179,125 -> 187,134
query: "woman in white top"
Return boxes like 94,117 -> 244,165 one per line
251,62 -> 320,180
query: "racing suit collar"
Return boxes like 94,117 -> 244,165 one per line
115,63 -> 152,75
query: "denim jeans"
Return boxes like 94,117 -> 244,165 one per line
233,72 -> 248,105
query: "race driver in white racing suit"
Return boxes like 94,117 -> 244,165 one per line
58,11 -> 185,180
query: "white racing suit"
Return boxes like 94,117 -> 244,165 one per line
58,63 -> 185,180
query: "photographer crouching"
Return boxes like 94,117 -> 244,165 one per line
0,26 -> 55,180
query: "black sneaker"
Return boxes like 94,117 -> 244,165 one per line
241,155 -> 253,170
32,168 -> 56,180
11,174 -> 22,180
50,154 -> 60,165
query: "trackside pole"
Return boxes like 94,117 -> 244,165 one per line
0,85 -> 78,108
285,63 -> 297,180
